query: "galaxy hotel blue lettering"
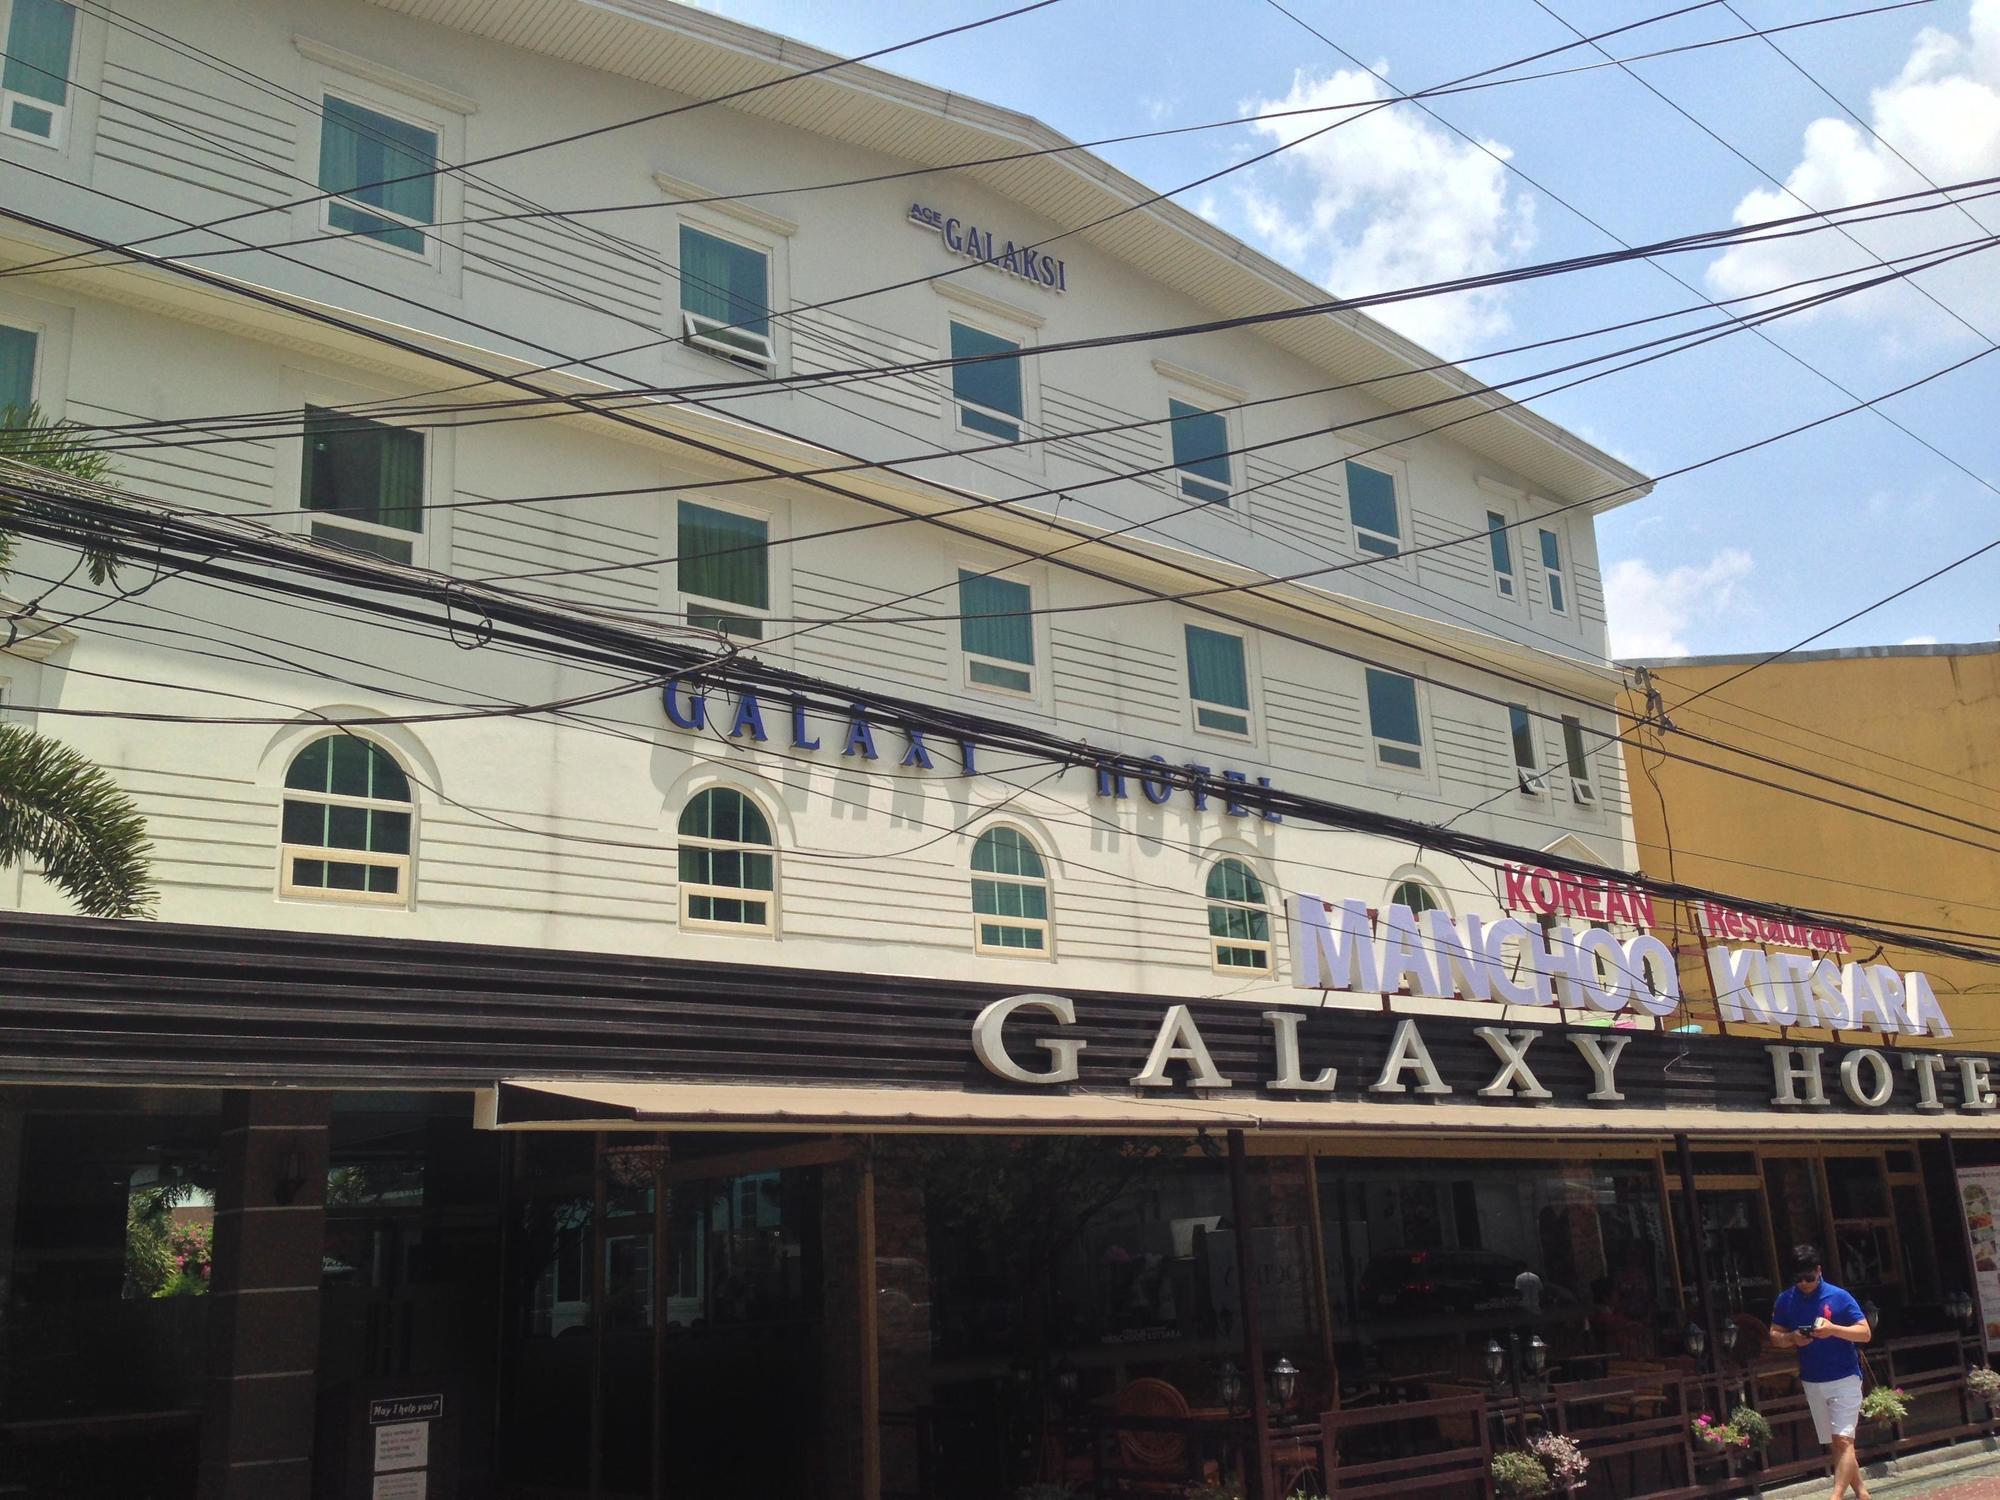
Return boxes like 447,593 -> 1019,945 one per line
663,683 -> 1275,816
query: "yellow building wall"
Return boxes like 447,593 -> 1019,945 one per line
1618,646 -> 2000,1050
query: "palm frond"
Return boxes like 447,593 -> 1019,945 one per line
0,724 -> 155,918
0,403 -> 121,586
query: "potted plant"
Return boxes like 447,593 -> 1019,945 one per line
1528,1431 -> 1590,1492
1730,1404 -> 1773,1452
1690,1412 -> 1750,1455
1492,1448 -> 1554,1499
1859,1386 -> 1910,1429
1967,1365 -> 2000,1410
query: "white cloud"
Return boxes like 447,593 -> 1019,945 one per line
1605,548 -> 1755,658
1704,1 -> 2000,340
1901,634 -> 1940,645
1235,66 -> 1535,349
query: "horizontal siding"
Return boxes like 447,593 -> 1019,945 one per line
789,309 -> 935,419
1264,675 -> 1363,761
792,567 -> 949,682
68,398 -> 275,511
462,186 -> 660,326
1243,455 -> 1348,558
449,492 -> 660,612
95,55 -> 298,211
1050,625 -> 1181,731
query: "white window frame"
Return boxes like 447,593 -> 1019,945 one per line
1182,618 -> 1256,743
298,403 -> 431,567
292,40 -> 468,289
0,0 -> 81,150
676,220 -> 778,376
314,89 -> 447,268
0,311 -> 41,414
954,557 -> 1045,705
1561,714 -> 1598,809
278,367 -> 452,572
1509,703 -> 1544,797
659,172 -> 795,380
1343,450 -> 1411,566
1163,393 -> 1234,506
936,285 -> 1042,466
1364,666 -> 1428,777
675,492 -> 775,644
1206,855 -> 1273,975
1486,509 -> 1519,602
276,735 -> 416,910
677,786 -> 779,937
1540,525 -> 1570,617
970,823 -> 1053,958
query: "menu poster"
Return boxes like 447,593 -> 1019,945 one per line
1955,1166 -> 2000,1355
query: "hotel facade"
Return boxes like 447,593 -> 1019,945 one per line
0,2 -> 1994,1496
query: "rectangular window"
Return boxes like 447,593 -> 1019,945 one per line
1540,527 -> 1567,615
958,570 -> 1034,695
1365,668 -> 1423,771
1346,460 -> 1401,557
1168,399 -> 1230,503
1185,624 -> 1250,736
0,322 -> 36,417
1,0 -> 76,145
318,95 -> 439,256
677,500 -> 769,640
1509,704 -> 1541,796
1487,512 -> 1515,598
301,405 -> 423,564
949,321 -> 1023,441
679,224 -> 773,372
1562,715 -> 1596,805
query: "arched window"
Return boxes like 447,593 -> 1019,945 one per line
1207,858 -> 1271,972
678,787 -> 776,931
971,826 -> 1050,954
280,734 -> 412,903
1390,879 -> 1441,916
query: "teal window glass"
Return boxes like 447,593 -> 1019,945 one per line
1206,858 -> 1270,970
1391,879 -> 1440,916
1346,460 -> 1400,556
281,735 -> 412,897
2,0 -> 75,130
678,500 -> 769,639
0,324 -> 36,418
1563,716 -> 1591,781
1365,668 -> 1423,770
959,571 -> 1033,693
1540,528 -> 1567,613
678,787 -> 775,928
679,225 -> 772,365
1185,624 -> 1250,735
1508,704 -> 1539,785
949,321 -> 1022,441
971,826 -> 1048,952
302,405 -> 423,564
1487,511 -> 1515,595
318,96 -> 439,255
1169,399 -> 1230,502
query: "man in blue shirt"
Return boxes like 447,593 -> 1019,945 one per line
1769,1245 -> 1873,1500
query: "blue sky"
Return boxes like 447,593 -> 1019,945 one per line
693,0 -> 2000,659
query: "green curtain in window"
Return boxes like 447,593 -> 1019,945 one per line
1564,718 -> 1590,779
1509,705 -> 1537,771
958,571 -> 1033,666
1169,400 -> 1230,492
1487,513 -> 1513,574
1184,625 -> 1248,710
0,325 -> 35,417
1346,460 -> 1400,543
320,96 -> 438,253
301,407 -> 425,534
679,502 -> 770,615
949,322 -> 1022,438
3,0 -> 75,107
1365,668 -> 1421,746
679,226 -> 771,337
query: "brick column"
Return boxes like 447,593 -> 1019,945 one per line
197,1091 -> 331,1500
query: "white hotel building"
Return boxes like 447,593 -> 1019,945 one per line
0,4 -> 1989,1500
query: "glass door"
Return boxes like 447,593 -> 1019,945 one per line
1669,1182 -> 1777,1319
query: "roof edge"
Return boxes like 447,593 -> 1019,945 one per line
1621,641 -> 2000,670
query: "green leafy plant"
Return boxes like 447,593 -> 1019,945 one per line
1690,1412 -> 1749,1451
1859,1386 -> 1909,1424
1729,1404 -> 1773,1451
1967,1365 -> 2000,1402
0,403 -> 121,585
1492,1448 -> 1553,1498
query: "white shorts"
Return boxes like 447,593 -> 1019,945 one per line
1804,1374 -> 1863,1444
